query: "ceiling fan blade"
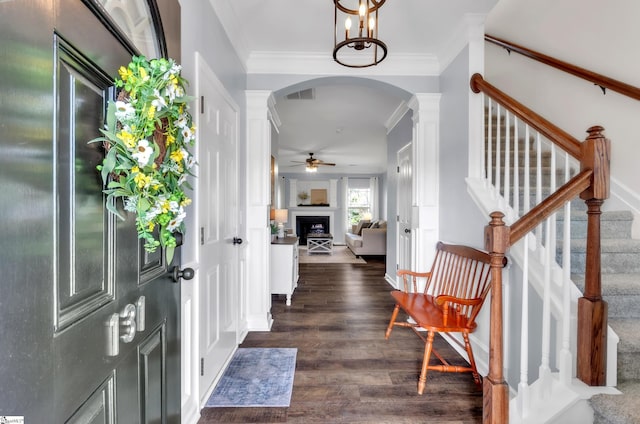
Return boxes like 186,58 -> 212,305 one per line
318,162 -> 336,166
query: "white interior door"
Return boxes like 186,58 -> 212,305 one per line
196,54 -> 240,401
397,143 -> 413,278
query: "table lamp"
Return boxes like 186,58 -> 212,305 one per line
274,209 -> 288,238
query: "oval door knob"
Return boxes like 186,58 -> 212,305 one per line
404,228 -> 411,233
233,237 -> 243,245
171,266 -> 195,283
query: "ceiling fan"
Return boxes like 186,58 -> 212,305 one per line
292,153 -> 336,172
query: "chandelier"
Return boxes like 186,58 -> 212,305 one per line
333,0 -> 388,68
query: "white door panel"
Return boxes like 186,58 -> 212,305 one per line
196,54 -> 240,401
397,143 -> 413,279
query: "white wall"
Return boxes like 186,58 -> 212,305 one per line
439,45 -> 488,248
485,0 -> 640,232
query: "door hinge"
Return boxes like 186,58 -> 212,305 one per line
200,358 -> 204,376
396,215 -> 400,222
396,263 -> 399,270
200,96 -> 205,114
200,227 -> 205,245
397,166 -> 400,173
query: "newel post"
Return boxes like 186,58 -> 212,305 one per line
577,126 -> 611,386
483,211 -> 510,424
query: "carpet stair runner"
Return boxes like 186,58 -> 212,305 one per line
488,114 -> 640,423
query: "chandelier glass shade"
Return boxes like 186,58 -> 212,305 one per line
333,0 -> 387,68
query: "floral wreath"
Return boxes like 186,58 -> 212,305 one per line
91,55 -> 196,263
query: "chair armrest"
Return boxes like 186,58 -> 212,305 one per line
435,295 -> 483,326
397,269 -> 431,293
434,295 -> 482,307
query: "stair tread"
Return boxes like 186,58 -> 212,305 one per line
566,238 -> 640,252
591,380 -> 640,424
572,273 -> 640,295
556,210 -> 634,221
608,318 -> 640,353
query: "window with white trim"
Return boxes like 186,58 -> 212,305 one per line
347,187 -> 371,225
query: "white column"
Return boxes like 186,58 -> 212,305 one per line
408,93 -> 441,273
245,90 -> 275,330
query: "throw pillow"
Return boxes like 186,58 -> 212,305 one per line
354,220 -> 370,236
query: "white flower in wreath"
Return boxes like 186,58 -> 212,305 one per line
151,89 -> 167,111
145,203 -> 162,221
114,100 -> 135,121
165,83 -> 179,102
178,173 -> 187,185
131,139 -> 154,167
175,115 -> 189,129
168,200 -> 180,213
185,155 -> 196,170
181,127 -> 194,142
167,207 -> 186,232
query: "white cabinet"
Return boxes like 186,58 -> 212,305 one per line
270,237 -> 299,305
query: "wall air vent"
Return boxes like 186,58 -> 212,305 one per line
286,88 -> 315,100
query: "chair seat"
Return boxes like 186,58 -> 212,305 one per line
390,291 -> 477,333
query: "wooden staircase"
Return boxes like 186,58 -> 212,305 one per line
487,103 -> 640,423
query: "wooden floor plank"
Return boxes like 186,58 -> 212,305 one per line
198,258 -> 483,423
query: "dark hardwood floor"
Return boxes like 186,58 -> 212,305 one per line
198,258 -> 483,423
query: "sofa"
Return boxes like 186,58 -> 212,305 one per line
344,220 -> 387,256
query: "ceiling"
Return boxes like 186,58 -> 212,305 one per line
212,1 -> 497,174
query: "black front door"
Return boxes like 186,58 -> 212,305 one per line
0,1 -> 181,422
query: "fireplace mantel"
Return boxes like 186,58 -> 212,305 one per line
290,206 -> 337,212
289,179 -> 338,208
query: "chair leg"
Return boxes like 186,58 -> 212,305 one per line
418,330 -> 435,395
462,333 -> 481,385
385,304 -> 400,339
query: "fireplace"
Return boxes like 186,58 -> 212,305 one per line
296,216 -> 330,245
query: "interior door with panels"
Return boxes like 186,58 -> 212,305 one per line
52,0 -> 181,422
196,53 -> 241,401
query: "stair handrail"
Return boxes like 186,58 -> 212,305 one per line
470,73 -> 582,159
471,73 -> 611,424
486,34 -> 640,102
509,170 -> 592,244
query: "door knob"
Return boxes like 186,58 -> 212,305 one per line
233,237 -> 243,245
171,266 -> 195,283
404,228 -> 411,233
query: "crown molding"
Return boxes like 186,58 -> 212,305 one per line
246,51 -> 440,76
